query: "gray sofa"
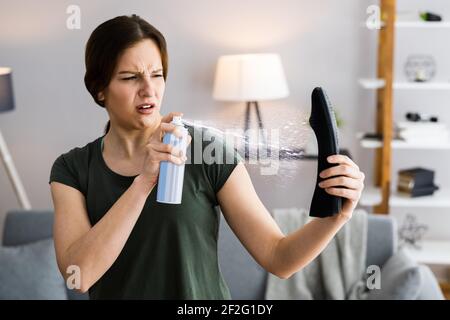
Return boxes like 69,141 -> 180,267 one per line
1,210 -> 444,299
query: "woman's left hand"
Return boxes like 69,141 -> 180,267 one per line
318,155 -> 365,221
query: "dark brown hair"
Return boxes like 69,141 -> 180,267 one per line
84,14 -> 168,134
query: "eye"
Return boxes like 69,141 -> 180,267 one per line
122,76 -> 137,80
153,74 -> 163,78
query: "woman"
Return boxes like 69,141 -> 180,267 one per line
49,14 -> 365,299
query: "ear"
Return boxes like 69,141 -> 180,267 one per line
98,91 -> 105,102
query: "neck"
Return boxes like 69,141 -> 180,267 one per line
104,122 -> 160,160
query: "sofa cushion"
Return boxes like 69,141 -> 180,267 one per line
0,238 -> 67,299
367,249 -> 421,300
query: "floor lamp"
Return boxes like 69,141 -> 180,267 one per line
213,53 -> 289,158
0,67 -> 31,209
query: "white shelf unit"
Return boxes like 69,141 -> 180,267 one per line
396,21 -> 450,29
358,78 -> 450,90
405,240 -> 450,265
362,21 -> 450,29
359,137 -> 450,150
359,2 -> 450,270
394,82 -> 450,90
360,187 -> 450,208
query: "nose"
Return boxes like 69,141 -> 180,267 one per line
138,75 -> 156,98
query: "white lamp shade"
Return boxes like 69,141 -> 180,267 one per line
212,53 -> 289,102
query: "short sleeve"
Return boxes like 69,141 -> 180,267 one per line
201,128 -> 244,194
49,153 -> 82,193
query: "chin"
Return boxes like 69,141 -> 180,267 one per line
139,115 -> 160,129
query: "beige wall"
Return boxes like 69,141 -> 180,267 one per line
1,0 -> 450,241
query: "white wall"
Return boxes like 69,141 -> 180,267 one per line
0,0 -> 449,242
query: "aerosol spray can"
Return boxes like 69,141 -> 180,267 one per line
156,116 -> 188,204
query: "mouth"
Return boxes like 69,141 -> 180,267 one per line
136,103 -> 156,115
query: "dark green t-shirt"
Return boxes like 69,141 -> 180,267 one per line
49,125 -> 243,299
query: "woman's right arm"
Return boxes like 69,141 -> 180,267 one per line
51,174 -> 155,293
51,112 -> 189,293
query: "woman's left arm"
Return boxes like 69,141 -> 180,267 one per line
217,155 -> 365,279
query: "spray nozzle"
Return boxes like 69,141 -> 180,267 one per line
172,116 -> 183,126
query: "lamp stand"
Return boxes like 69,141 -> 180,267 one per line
244,101 -> 268,158
0,128 -> 31,209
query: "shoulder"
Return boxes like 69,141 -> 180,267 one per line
49,137 -> 102,193
184,123 -> 244,194
53,137 -> 101,168
185,123 -> 242,159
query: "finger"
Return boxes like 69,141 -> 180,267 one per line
155,152 -> 186,165
320,164 -> 361,179
187,134 -> 192,146
150,143 -> 184,157
161,112 -> 184,124
160,123 -> 188,139
327,155 -> 359,170
325,187 -> 360,202
160,122 -> 177,133
319,176 -> 363,190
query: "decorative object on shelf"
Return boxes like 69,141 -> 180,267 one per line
420,11 -> 443,22
0,67 -> 31,210
212,53 -> 289,158
406,112 -> 438,123
362,132 -> 382,140
398,214 -> 429,250
397,167 -> 439,198
404,54 -> 436,82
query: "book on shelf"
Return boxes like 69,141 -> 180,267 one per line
398,167 -> 435,186
397,167 -> 439,197
397,184 -> 439,197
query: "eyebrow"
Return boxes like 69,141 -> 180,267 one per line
118,68 -> 163,74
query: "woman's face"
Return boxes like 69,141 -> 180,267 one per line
100,39 -> 165,131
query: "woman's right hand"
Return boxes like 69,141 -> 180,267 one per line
139,112 -> 191,186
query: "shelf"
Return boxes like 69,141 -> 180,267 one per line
358,78 -> 385,89
404,240 -> 450,265
361,21 -> 450,29
394,82 -> 450,90
396,21 -> 450,29
359,137 -> 450,150
360,187 -> 450,208
358,78 -> 450,90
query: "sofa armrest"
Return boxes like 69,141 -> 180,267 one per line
3,210 -> 54,246
2,210 -> 89,300
366,214 -> 397,268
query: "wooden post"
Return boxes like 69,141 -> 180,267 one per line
374,0 -> 395,214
